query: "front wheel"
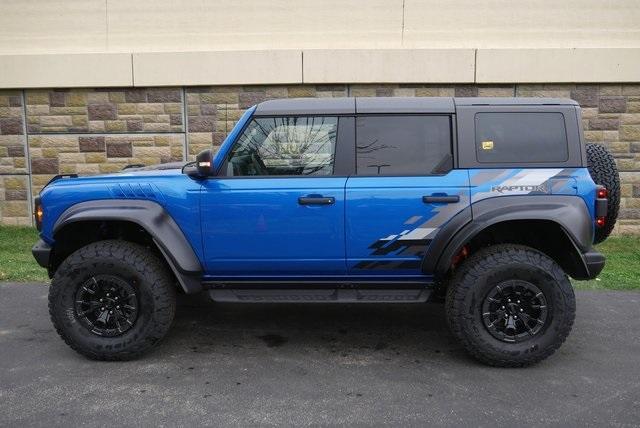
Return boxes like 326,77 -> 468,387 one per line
49,240 -> 176,360
445,244 -> 575,367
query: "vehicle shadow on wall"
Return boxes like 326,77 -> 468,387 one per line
166,293 -> 469,364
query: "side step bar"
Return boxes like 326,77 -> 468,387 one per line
208,288 -> 432,303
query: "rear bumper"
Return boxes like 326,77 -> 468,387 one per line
580,250 -> 606,280
32,239 -> 52,268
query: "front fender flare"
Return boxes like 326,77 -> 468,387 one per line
53,199 -> 202,293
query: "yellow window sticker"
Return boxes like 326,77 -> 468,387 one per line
481,140 -> 494,150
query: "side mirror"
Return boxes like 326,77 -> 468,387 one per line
187,149 -> 214,178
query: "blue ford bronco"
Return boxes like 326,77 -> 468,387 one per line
32,97 -> 620,367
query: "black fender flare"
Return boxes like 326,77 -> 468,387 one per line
422,195 -> 595,279
53,199 -> 202,294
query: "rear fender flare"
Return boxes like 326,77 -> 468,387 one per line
423,196 -> 594,278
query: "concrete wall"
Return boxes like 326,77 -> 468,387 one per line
1,0 -> 638,53
0,1 -> 639,88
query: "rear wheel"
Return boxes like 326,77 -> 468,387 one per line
49,240 -> 176,360
446,244 -> 575,367
586,143 -> 620,243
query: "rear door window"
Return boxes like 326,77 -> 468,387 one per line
355,115 -> 452,175
475,112 -> 568,163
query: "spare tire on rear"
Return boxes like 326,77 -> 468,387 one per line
586,143 -> 620,244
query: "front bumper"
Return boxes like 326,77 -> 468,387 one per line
32,239 -> 52,268
581,250 -> 606,280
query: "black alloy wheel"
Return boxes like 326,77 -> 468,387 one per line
481,280 -> 548,343
74,275 -> 139,337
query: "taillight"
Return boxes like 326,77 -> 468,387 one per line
595,186 -> 608,228
34,197 -> 43,231
597,188 -> 608,199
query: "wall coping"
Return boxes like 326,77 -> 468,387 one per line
0,48 -> 638,88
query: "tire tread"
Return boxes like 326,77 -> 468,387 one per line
446,244 -> 575,367
586,142 -> 620,244
48,240 -> 176,361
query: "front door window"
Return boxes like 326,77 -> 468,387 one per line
226,116 -> 338,176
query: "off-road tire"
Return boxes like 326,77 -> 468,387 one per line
446,244 -> 575,367
49,240 -> 176,360
586,142 -> 620,243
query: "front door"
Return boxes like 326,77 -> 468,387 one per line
346,114 -> 470,275
201,115 -> 349,277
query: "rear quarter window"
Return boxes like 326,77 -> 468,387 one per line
475,112 -> 568,163
356,115 -> 452,176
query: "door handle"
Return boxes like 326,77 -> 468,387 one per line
298,196 -> 335,205
422,195 -> 460,203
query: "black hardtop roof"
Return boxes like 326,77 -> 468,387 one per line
253,96 -> 578,115
454,97 -> 579,106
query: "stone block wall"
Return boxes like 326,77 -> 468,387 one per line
0,175 -> 30,225
0,90 -> 30,225
25,88 -> 184,134
1,84 -> 639,234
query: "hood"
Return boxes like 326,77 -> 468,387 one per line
42,162 -> 187,190
120,161 -> 186,172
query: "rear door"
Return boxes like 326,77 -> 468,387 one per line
345,114 -> 470,275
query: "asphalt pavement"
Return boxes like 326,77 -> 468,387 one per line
1,282 -> 639,427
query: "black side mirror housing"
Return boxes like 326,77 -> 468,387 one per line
187,149 -> 214,178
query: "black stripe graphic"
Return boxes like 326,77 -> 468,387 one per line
371,239 -> 431,256
353,260 -> 421,270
